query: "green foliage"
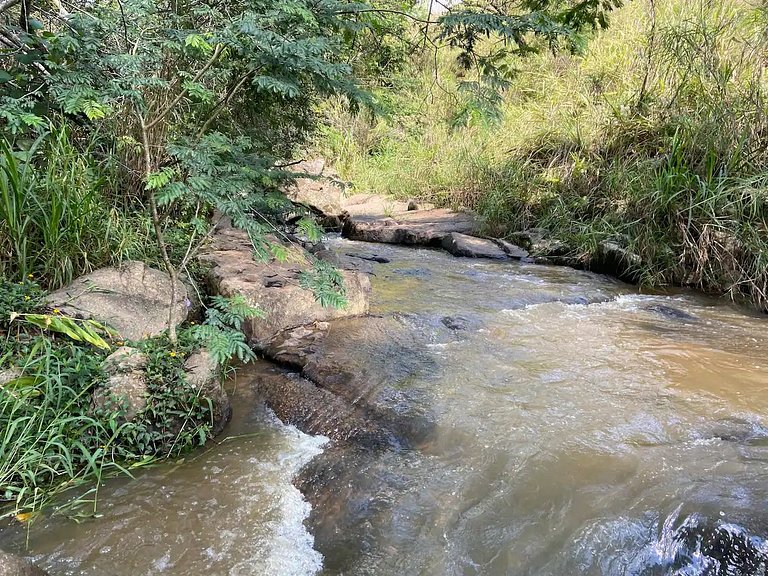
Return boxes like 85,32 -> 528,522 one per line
300,258 -> 349,308
186,295 -> 262,366
125,337 -> 212,457
321,0 -> 768,310
0,126 -> 152,290
0,283 -> 224,519
0,279 -> 44,321
0,337 -> 126,519
11,313 -> 114,351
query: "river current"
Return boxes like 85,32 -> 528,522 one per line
2,238 -> 768,575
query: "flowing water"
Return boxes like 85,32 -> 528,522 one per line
3,239 -> 768,575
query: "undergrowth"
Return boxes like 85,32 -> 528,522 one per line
318,0 -> 768,310
0,279 -> 223,522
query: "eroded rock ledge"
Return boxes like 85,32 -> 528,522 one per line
200,219 -> 370,351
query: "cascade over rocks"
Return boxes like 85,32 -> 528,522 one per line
47,261 -> 190,341
249,361 -> 394,448
264,315 -> 438,448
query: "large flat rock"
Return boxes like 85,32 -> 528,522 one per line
47,261 -> 188,341
200,223 -> 370,350
265,315 -> 438,447
342,205 -> 478,246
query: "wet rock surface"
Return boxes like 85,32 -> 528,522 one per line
47,261 -> 189,341
441,232 -> 508,259
0,552 -> 48,576
644,303 -> 699,322
264,315 -> 439,448
249,361 -> 394,448
495,239 -> 529,259
590,240 -> 642,283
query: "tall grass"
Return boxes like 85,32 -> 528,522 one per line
0,279 -> 216,520
0,125 -> 152,290
0,337 -> 129,519
318,0 -> 768,309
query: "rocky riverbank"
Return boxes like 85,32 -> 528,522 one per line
0,158 -> 652,575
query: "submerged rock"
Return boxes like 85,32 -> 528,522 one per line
441,315 -> 471,331
0,551 -> 49,576
643,303 -> 698,322
441,232 -> 508,259
47,261 -> 189,341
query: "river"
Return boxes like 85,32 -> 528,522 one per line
2,238 -> 768,575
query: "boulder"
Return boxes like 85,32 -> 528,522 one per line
590,240 -> 642,283
183,349 -> 231,436
507,228 -> 549,251
47,261 -> 189,341
249,361 -> 392,448
0,551 -> 49,576
265,315 -> 438,448
343,208 -> 478,246
441,232 -> 508,259
93,346 -> 148,420
200,223 -> 370,350
284,159 -> 346,217
494,239 -> 529,259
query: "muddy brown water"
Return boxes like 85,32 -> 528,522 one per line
2,238 -> 768,575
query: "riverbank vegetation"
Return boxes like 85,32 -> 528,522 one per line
321,0 -> 768,310
2,0 -> 764,528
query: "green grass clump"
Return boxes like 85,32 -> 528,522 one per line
318,0 -> 768,310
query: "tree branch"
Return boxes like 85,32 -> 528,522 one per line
146,43 -> 224,130
332,8 -> 440,25
196,68 -> 256,139
0,0 -> 21,13
139,111 -> 180,344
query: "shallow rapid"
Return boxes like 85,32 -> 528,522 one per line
4,238 -> 768,575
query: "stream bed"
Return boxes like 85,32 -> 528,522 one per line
3,238 -> 768,575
